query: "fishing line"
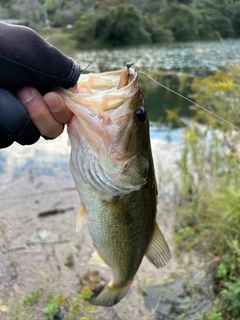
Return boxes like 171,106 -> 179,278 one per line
81,59 -> 95,72
137,68 -> 240,132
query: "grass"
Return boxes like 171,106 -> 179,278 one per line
23,291 -> 42,306
64,252 -> 74,268
174,64 -> 240,319
0,282 -> 95,320
38,28 -> 78,56
0,256 -> 95,320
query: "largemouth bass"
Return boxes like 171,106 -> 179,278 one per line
59,65 -> 171,307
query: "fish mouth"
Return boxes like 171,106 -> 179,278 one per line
59,66 -> 147,196
58,66 -> 139,146
58,66 -> 138,112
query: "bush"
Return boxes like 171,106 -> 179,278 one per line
95,4 -> 151,46
161,3 -> 197,41
175,65 -> 240,319
143,14 -> 174,43
196,1 -> 234,39
72,12 -> 103,47
232,2 -> 240,36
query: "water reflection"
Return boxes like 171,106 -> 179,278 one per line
73,40 -> 240,74
145,85 -> 194,125
0,130 -> 71,180
70,40 -> 240,125
0,126 -> 182,180
150,124 -> 183,143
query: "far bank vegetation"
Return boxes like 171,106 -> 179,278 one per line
1,0 -> 240,47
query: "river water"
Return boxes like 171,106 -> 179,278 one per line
1,39 -> 240,179
72,40 -> 240,74
72,39 -> 240,123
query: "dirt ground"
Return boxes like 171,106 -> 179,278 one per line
0,138 -> 183,320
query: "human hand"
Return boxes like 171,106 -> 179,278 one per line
16,87 -> 75,139
0,22 -> 81,148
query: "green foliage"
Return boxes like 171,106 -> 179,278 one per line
175,65 -> 240,319
43,293 -> 65,320
208,312 -> 223,320
191,70 -> 240,129
2,287 -> 95,319
52,8 -> 62,27
5,295 -> 28,320
1,0 -> 13,7
196,0 -> 234,39
1,262 -> 95,319
4,0 -> 240,44
232,2 -> 240,36
95,4 -> 151,46
217,241 -> 240,282
222,277 -> 240,318
23,291 -> 42,306
65,252 -> 74,268
72,12 -> 103,47
45,0 -> 58,15
39,29 -> 78,55
142,14 -> 174,43
43,288 -> 95,320
161,3 -> 197,41
66,286 -> 95,320
72,4 -> 176,47
178,0 -> 193,4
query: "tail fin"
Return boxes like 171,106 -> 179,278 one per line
92,280 -> 132,307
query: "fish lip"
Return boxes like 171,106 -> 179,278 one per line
57,67 -> 138,112
58,67 -> 139,139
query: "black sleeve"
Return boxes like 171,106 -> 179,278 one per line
0,22 -> 81,94
0,89 -> 40,147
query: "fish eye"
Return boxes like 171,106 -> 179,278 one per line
136,107 -> 146,123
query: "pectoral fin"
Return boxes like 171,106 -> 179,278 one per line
145,222 -> 171,268
89,251 -> 108,267
76,205 -> 87,232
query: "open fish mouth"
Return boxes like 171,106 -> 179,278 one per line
58,66 -> 139,151
58,65 -> 149,196
59,65 -> 138,112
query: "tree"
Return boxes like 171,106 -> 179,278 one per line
161,3 -> 197,41
11,0 -> 45,28
45,0 -> 83,27
142,14 -> 174,42
72,11 -> 102,47
1,0 -> 13,7
196,0 -> 234,39
177,0 -> 193,4
232,2 -> 240,36
95,4 -> 151,46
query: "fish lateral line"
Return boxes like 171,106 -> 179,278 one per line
130,64 -> 240,132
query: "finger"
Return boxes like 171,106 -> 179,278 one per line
43,92 -> 73,124
69,84 -> 78,93
16,87 -> 64,139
